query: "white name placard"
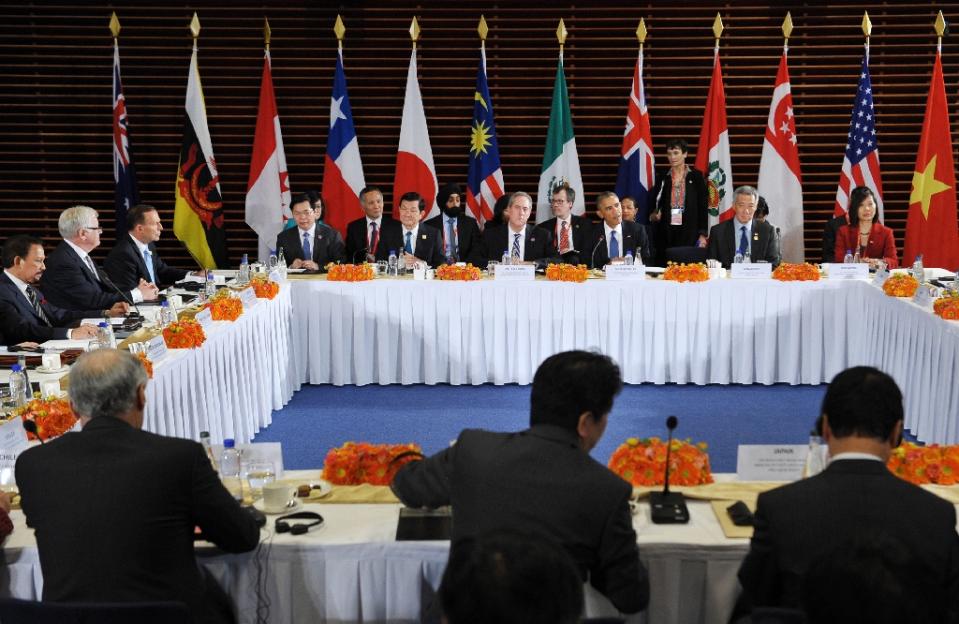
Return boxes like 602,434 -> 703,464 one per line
913,285 -> 935,309
730,263 -> 772,279
239,287 -> 259,309
824,263 -> 869,280
0,417 -> 30,487
872,268 -> 890,287
604,264 -> 645,281
736,444 -> 809,482
147,334 -> 168,361
494,264 -> 536,281
195,308 -> 214,331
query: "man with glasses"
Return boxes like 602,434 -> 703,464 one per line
536,183 -> 592,266
274,192 -> 345,272
40,205 -> 156,311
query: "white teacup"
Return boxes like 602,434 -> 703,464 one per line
262,482 -> 296,512
41,353 -> 61,370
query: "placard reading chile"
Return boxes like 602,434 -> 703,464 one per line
0,416 -> 29,488
494,264 -> 535,281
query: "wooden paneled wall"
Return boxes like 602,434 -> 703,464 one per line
2,1 -> 958,267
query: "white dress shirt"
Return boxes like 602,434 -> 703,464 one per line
603,222 -> 624,258
66,239 -> 142,303
507,225 -> 526,261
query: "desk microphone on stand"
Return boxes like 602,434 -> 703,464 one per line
649,415 -> 690,524
99,270 -> 143,320
590,236 -> 606,270
23,419 -> 44,444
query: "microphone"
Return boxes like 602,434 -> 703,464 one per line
590,235 -> 606,270
649,415 -> 690,524
99,270 -> 143,319
23,419 -> 43,444
352,246 -> 370,263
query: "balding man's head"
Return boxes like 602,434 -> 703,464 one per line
69,349 -> 148,427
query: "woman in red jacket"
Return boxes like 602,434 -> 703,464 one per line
834,186 -> 899,268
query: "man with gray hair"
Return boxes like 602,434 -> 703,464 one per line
483,191 -> 558,269
706,185 -> 781,268
16,350 -> 261,624
39,205 -> 157,311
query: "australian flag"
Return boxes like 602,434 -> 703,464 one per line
615,48 -> 655,224
466,47 -> 505,228
113,41 -> 139,235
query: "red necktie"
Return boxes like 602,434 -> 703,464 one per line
559,221 -> 570,253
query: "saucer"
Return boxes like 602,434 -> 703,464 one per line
253,497 -> 302,515
35,366 -> 68,374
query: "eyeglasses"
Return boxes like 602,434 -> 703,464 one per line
82,226 -> 103,234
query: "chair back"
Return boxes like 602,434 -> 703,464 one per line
665,246 -> 708,264
0,598 -> 191,624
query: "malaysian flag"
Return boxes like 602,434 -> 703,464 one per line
466,45 -> 505,228
833,53 -> 884,219
615,47 -> 655,224
113,40 -> 139,235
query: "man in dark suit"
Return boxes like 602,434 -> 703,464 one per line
737,366 -> 959,618
40,205 -> 158,311
105,203 -> 193,290
585,191 -> 652,268
537,183 -> 593,265
707,185 -> 781,269
483,192 -> 558,270
0,235 -> 125,345
274,192 -> 345,272
344,186 -> 403,263
380,191 -> 445,268
425,182 -> 486,266
16,349 -> 261,624
392,350 -> 650,615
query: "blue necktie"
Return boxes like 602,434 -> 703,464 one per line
738,226 -> 748,256
446,217 -> 456,259
302,231 -> 312,260
404,231 -> 413,254
143,248 -> 156,283
609,231 -> 619,259
511,233 -> 521,259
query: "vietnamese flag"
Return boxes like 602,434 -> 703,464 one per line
904,50 -> 959,269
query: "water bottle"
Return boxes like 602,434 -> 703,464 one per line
843,249 -> 854,264
8,365 -> 28,409
199,431 -> 218,473
96,322 -> 116,349
804,430 -> 826,478
17,355 -> 31,402
952,268 -> 959,292
238,253 -> 250,284
501,250 -> 511,266
159,301 -> 174,328
624,252 -> 634,266
387,250 -> 398,277
219,438 -> 243,502
204,270 -> 216,299
912,254 -> 925,283
852,250 -> 861,264
733,252 -> 744,264
635,246 -> 645,267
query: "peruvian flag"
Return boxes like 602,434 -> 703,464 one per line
758,49 -> 804,262
695,48 -> 735,228
322,48 -> 366,237
393,48 -> 438,219
244,49 -> 291,261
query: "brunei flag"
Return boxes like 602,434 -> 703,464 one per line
174,41 -> 227,269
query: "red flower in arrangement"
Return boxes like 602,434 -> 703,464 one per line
545,263 -> 590,283
882,273 -> 919,297
933,293 -> 959,320
135,351 -> 154,379
18,397 -> 77,441
322,442 -> 423,486
435,264 -> 483,281
608,437 -> 714,486
662,262 -> 709,283
162,319 -> 206,349
772,262 -> 821,282
250,275 -> 280,299
888,442 -> 959,485
327,263 -> 375,282
203,295 -> 243,321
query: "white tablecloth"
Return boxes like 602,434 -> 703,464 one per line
289,278 -> 959,443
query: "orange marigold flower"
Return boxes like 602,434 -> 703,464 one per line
882,274 -> 919,297
772,262 -> 821,282
322,442 -> 423,485
18,397 -> 77,441
545,263 -> 590,283
327,263 -> 375,282
662,262 -> 709,283
435,264 -> 483,281
608,436 -> 713,486
162,319 -> 206,349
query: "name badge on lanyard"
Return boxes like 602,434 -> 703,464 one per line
670,208 -> 684,226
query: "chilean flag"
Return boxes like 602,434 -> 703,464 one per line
245,49 -> 291,260
393,48 -> 438,219
615,47 -> 655,224
113,40 -> 139,236
323,48 -> 366,237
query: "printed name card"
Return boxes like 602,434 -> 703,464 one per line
872,267 -> 890,287
0,416 -> 30,487
736,444 -> 809,482
239,287 -> 259,308
824,263 -> 869,280
730,263 -> 772,279
604,264 -> 645,280
913,285 -> 935,309
494,264 -> 535,281
195,308 -> 214,331
147,334 -> 168,361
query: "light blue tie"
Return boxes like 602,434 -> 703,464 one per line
302,231 -> 312,260
609,231 -> 619,259
446,217 -> 456,259
511,233 -> 521,259
143,248 -> 156,283
404,231 -> 413,254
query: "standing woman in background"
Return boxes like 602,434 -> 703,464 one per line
648,138 -> 709,265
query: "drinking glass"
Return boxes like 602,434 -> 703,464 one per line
244,461 -> 276,500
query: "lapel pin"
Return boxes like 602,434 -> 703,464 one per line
753,233 -> 759,241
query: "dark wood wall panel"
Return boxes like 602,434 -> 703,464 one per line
2,1 -> 958,267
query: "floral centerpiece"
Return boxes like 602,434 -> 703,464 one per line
882,273 -> 919,297
18,397 -> 77,441
162,318 -> 206,349
327,263 -> 375,282
204,291 -> 243,321
887,442 -> 959,485
322,442 -> 423,486
772,262 -> 821,282
251,275 -> 280,299
545,263 -> 589,283
135,351 -> 154,379
436,264 -> 483,281
933,292 -> 959,320
662,262 -> 709,283
608,436 -> 713,486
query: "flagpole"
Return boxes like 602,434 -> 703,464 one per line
263,17 -> 271,54
862,12 -> 871,61
335,15 -> 345,54
557,19 -> 567,63
109,11 -> 120,47
410,16 -> 420,51
712,13 -> 723,58
935,10 -> 946,54
782,12 -> 793,56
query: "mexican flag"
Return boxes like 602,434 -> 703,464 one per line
536,56 -> 584,223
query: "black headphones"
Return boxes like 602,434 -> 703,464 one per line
275,511 -> 324,536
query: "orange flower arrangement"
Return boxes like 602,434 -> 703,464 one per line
327,263 -> 375,282
933,293 -> 959,321
545,263 -> 590,283
251,275 -> 280,299
162,319 -> 207,349
18,397 -> 77,441
882,273 -> 919,297
203,294 -> 243,321
662,262 -> 709,283
772,262 -> 821,282
887,442 -> 959,485
322,442 -> 423,486
135,351 -> 154,379
608,437 -> 714,486
435,264 -> 483,281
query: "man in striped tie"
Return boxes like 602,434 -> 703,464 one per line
482,192 -> 558,270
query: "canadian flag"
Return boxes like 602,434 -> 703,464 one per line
244,50 -> 291,261
392,48 -> 438,219
758,49 -> 803,262
694,48 -> 735,228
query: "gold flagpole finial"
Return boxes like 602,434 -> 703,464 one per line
263,18 -> 271,50
557,18 -> 568,52
861,12 -> 872,39
478,15 -> 489,42
410,17 -> 420,49
637,19 -> 647,46
189,12 -> 201,39
782,12 -> 793,42
109,12 -> 121,40
712,13 -> 724,44
935,10 -> 946,39
334,15 -> 346,42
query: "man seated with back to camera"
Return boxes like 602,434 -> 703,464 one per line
391,350 -> 649,615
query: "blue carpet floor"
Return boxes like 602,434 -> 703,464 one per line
254,383 -> 838,473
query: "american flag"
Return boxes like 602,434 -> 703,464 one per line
615,48 -> 655,224
113,40 -> 139,235
833,53 -> 883,219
